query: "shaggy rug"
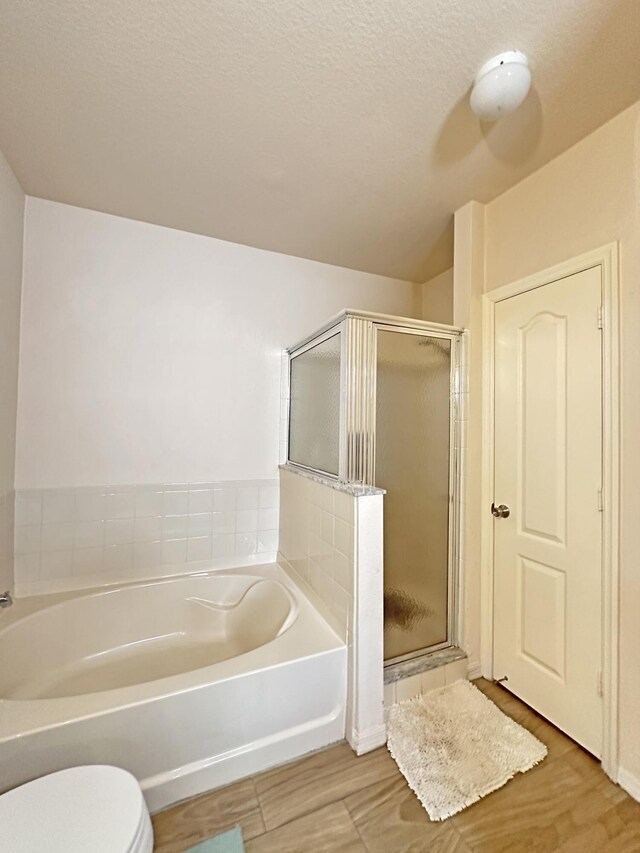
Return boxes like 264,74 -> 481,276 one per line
386,679 -> 547,821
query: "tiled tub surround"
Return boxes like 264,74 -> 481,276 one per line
0,490 -> 15,591
278,467 -> 357,642
278,465 -> 386,755
14,480 -> 279,596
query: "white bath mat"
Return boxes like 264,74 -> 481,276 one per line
386,679 -> 547,821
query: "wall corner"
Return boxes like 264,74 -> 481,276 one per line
451,200 -> 486,677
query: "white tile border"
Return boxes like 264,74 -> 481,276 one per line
278,467 -> 354,641
14,480 -> 279,596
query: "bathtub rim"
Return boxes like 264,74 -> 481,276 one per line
0,572 -> 301,702
1,562 -> 291,630
0,563 -> 345,743
0,570 -> 299,655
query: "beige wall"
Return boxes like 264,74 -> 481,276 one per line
0,149 -> 24,590
17,199 -> 417,489
421,267 -> 453,325
459,101 -> 640,781
0,151 -> 24,493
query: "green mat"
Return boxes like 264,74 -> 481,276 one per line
184,825 -> 244,852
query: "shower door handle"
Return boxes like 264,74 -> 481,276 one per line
491,502 -> 510,518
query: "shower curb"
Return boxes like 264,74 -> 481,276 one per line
384,646 -> 467,685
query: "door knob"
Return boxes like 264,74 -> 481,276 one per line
491,502 -> 510,518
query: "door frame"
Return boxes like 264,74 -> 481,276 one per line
480,243 -> 620,780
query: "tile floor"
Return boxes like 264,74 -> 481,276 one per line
152,679 -> 640,852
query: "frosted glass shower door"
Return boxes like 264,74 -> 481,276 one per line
376,329 -> 452,661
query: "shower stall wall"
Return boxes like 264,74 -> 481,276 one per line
286,310 -> 464,666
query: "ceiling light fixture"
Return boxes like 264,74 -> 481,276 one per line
470,50 -> 532,121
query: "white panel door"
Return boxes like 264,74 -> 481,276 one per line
493,266 -> 603,756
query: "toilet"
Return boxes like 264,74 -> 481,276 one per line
0,765 -> 153,852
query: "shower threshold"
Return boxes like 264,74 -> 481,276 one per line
383,645 -> 467,685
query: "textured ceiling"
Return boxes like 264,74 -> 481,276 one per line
0,0 -> 638,282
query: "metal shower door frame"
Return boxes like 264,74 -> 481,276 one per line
285,310 -> 464,660
367,319 -> 463,665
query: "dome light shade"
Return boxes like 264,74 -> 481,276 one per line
470,50 -> 532,121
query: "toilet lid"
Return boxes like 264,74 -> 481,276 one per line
1,765 -> 148,853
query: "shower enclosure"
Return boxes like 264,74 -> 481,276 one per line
286,310 -> 463,666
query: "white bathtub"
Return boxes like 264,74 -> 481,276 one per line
0,564 -> 346,811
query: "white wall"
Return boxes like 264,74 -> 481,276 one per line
421,267 -> 453,325
0,149 -> 25,590
16,199 -> 418,489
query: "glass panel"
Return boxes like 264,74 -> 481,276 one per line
376,329 -> 452,660
289,332 -> 341,475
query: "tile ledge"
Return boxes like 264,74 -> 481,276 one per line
279,464 -> 385,496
